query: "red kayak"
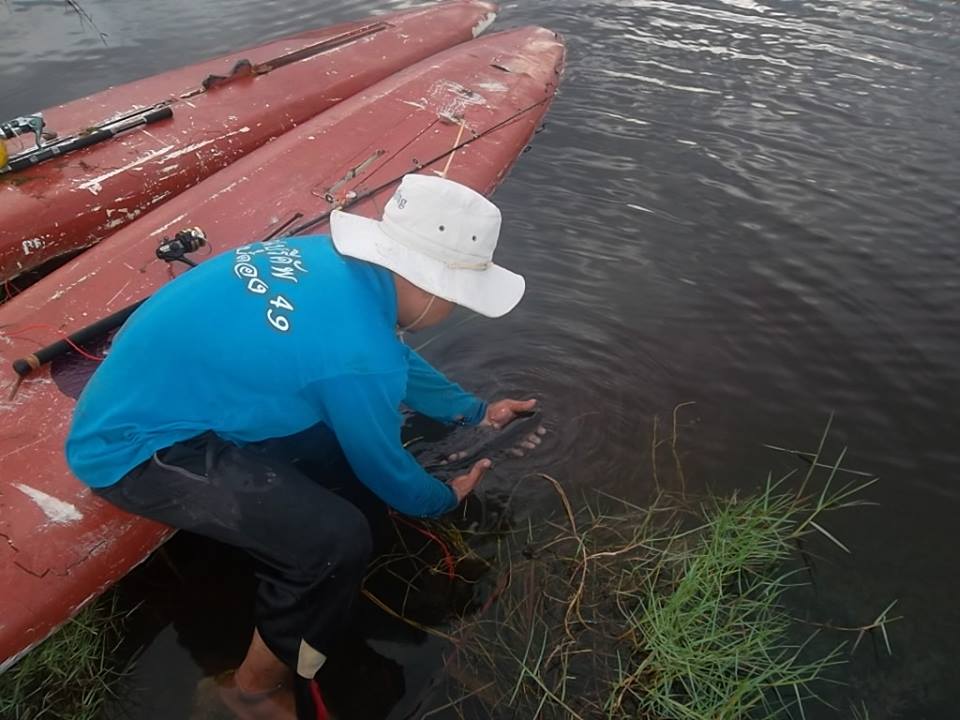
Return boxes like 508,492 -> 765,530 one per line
0,0 -> 497,287
0,25 -> 564,671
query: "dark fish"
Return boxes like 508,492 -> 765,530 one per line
420,410 -> 542,476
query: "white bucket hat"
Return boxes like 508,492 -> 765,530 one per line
329,174 -> 525,318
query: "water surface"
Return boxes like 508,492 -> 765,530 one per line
2,0 -> 958,717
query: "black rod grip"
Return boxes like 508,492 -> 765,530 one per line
12,298 -> 146,377
5,106 -> 173,173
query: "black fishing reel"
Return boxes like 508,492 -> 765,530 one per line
156,227 -> 207,267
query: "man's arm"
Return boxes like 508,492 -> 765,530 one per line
305,372 -> 459,518
403,348 -> 486,425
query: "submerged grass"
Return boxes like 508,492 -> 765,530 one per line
606,487 -> 844,720
375,417 -> 897,720
0,592 -> 131,720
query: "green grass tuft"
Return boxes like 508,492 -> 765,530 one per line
0,593 -> 130,720
417,420 -> 896,719
606,488 -> 847,720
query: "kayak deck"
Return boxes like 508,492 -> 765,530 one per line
0,0 -> 498,285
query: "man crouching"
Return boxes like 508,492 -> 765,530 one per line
65,174 -> 537,720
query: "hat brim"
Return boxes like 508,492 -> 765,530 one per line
330,209 -> 525,319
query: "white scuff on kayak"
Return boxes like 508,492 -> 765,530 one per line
13,484 -> 84,525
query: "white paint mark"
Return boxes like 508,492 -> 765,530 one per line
472,11 -> 496,37
419,80 -> 487,120
164,138 -> 217,160
164,126 -> 251,161
0,433 -> 47,459
13,484 -> 84,524
101,205 -> 145,230
141,129 -> 163,145
48,272 -> 95,301
208,176 -> 250,201
105,279 -> 132,308
21,238 -> 43,255
148,213 -> 188,238
476,81 -> 508,93
78,146 -> 174,195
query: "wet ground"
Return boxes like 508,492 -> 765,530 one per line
2,0 -> 959,718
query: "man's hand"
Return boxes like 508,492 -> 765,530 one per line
449,458 -> 492,503
482,398 -> 538,430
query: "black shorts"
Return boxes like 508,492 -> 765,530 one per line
94,427 -> 378,678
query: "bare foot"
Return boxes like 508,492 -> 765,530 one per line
216,671 -> 296,720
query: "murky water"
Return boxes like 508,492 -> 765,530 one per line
2,0 -> 959,717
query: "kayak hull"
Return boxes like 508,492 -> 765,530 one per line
0,0 -> 498,285
0,26 -> 564,671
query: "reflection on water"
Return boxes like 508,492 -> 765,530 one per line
2,0 -> 959,717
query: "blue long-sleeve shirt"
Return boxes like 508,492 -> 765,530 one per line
65,235 -> 486,517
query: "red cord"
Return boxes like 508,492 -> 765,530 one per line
3,323 -> 104,362
480,570 -> 511,615
310,679 -> 330,720
390,512 -> 456,581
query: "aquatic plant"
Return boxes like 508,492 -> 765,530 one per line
370,418 -> 897,719
0,593 -> 131,720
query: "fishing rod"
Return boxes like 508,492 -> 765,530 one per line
11,301 -> 146,378
201,22 -> 387,90
2,20 -> 381,169
8,98 -> 548,379
282,97 -> 549,238
0,105 -> 173,175
10,228 -> 206,378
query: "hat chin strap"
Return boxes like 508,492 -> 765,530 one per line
398,294 -> 437,335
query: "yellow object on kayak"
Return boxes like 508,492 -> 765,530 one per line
0,140 -> 7,168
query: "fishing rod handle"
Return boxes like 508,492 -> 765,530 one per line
4,106 -> 172,173
61,105 -> 172,150
12,299 -> 146,378
102,105 -> 173,133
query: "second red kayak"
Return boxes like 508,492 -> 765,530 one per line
0,0 -> 497,286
